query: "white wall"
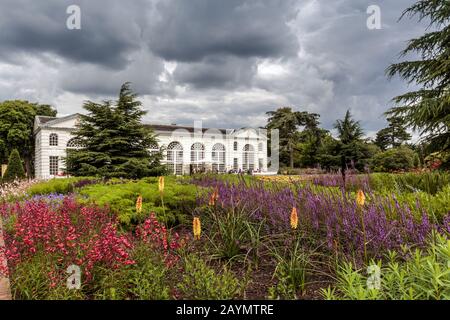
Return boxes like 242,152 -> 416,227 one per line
34,115 -> 268,178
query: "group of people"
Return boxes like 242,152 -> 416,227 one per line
227,168 -> 262,175
189,165 -> 262,175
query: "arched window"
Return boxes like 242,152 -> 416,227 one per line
243,144 -> 255,171
190,143 -> 205,173
67,138 -> 83,149
212,143 -> 226,173
49,133 -> 58,146
167,142 -> 183,175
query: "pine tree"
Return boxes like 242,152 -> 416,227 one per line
334,110 -> 369,181
2,149 -> 26,182
375,116 -> 411,150
387,0 -> 450,168
66,83 -> 165,179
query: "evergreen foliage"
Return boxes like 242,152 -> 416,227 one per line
66,83 -> 165,179
375,116 -> 412,150
2,149 -> 26,182
387,0 -> 450,168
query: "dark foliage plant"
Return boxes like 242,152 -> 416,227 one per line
66,82 -> 165,179
2,149 -> 26,182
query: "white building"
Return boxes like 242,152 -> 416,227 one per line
34,114 -> 268,179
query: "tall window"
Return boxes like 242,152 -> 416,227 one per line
167,142 -> 183,175
49,156 -> 59,175
243,144 -> 255,171
258,142 -> 263,152
212,143 -> 226,173
233,141 -> 238,151
149,143 -> 159,157
233,158 -> 238,171
49,133 -> 58,146
190,143 -> 205,173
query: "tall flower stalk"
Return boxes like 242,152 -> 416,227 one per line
158,176 -> 166,224
356,190 -> 367,262
193,217 -> 201,240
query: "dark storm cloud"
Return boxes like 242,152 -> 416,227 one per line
0,0 -> 429,133
173,55 -> 258,89
147,0 -> 299,62
0,0 -> 149,69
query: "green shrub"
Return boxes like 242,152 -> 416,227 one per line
2,149 -> 26,182
322,234 -> 450,300
369,171 -> 450,195
27,177 -> 89,196
384,185 -> 450,221
268,236 -> 313,299
177,255 -> 243,299
413,153 -> 421,168
94,245 -> 171,300
10,253 -> 85,300
78,177 -> 198,227
205,205 -> 252,261
371,147 -> 415,172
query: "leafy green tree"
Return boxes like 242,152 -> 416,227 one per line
296,128 -> 329,168
334,110 -> 369,179
266,107 -> 320,168
387,0 -> 450,168
375,116 -> 411,150
371,146 -> 415,172
2,149 -> 26,182
0,100 -> 56,176
66,82 -> 165,179
316,134 -> 341,170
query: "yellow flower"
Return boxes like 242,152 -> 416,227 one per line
208,188 -> 219,206
158,176 -> 165,193
136,195 -> 143,213
193,217 -> 201,240
290,207 -> 298,230
356,190 -> 365,207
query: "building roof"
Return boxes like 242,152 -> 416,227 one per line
146,123 -> 228,134
34,114 -> 267,137
36,115 -> 57,124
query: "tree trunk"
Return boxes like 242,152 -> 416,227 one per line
289,142 -> 294,169
341,156 -> 346,189
24,156 -> 32,179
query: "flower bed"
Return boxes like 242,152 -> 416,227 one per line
193,177 -> 449,262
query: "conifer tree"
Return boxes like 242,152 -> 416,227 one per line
2,149 -> 26,182
375,116 -> 411,150
66,83 -> 165,179
387,0 -> 450,168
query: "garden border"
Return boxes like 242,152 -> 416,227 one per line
0,217 -> 12,300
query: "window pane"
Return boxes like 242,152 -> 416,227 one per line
49,156 -> 59,175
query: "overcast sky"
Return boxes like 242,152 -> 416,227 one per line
0,0 -> 427,137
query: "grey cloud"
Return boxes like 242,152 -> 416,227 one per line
147,0 -> 299,62
0,0 -> 149,69
173,55 -> 258,89
0,0 -> 430,134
